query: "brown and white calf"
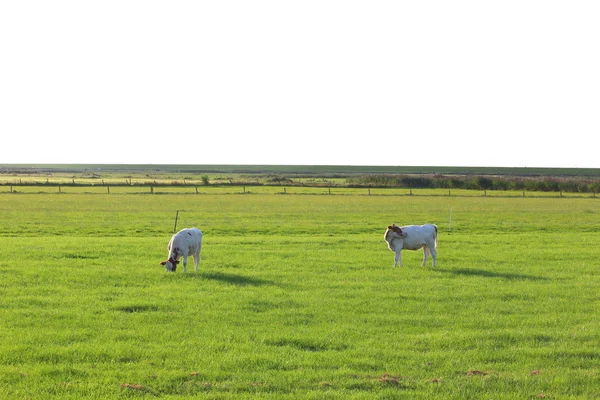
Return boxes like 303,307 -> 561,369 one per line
384,224 -> 438,267
161,227 -> 203,272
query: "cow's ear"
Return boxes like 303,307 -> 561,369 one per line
160,261 -> 167,266
387,225 -> 393,230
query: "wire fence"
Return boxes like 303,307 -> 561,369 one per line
1,183 -> 598,198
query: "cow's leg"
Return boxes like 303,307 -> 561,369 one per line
394,250 -> 402,267
425,239 -> 437,267
193,247 -> 201,271
182,255 -> 188,273
422,246 -> 429,266
429,246 -> 437,267
194,252 -> 200,271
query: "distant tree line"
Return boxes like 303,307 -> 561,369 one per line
346,174 -> 600,193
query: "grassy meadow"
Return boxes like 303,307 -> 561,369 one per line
0,191 -> 599,399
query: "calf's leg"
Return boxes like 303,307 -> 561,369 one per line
422,246 -> 430,266
194,243 -> 202,271
394,250 -> 402,267
429,247 -> 437,267
182,255 -> 188,273
193,250 -> 200,271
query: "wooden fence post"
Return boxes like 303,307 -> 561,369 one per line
107,186 -> 110,194
173,210 -> 180,233
58,186 -> 62,193
368,188 -> 371,195
195,187 -> 198,194
150,186 -> 154,194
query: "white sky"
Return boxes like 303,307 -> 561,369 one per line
1,1 -> 599,168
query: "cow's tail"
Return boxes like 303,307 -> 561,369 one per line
433,224 -> 438,248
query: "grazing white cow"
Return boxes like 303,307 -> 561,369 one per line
161,227 -> 203,272
384,223 -> 438,267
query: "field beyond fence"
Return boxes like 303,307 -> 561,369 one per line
1,164 -> 599,198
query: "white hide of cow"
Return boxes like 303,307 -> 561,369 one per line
384,223 -> 438,267
161,227 -> 203,272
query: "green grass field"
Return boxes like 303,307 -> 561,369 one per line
1,192 -> 599,399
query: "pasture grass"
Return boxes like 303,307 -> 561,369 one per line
0,193 -> 599,399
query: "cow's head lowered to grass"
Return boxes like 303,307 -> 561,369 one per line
160,257 -> 180,272
161,228 -> 203,273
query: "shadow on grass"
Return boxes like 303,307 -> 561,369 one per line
201,271 -> 274,286
267,337 -> 349,352
113,304 -> 160,313
442,268 -> 549,281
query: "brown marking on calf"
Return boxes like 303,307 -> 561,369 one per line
160,258 -> 180,266
386,224 -> 407,237
391,224 -> 403,233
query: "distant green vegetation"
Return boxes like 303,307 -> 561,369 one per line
2,163 -> 600,177
0,192 -> 599,398
1,164 -> 600,195
348,174 -> 600,193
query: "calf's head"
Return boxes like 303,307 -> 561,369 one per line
385,224 -> 407,241
160,257 -> 180,272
